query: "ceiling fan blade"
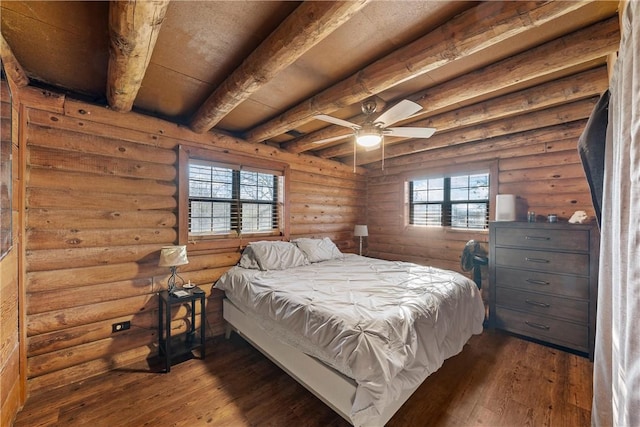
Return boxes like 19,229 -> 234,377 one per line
314,115 -> 361,129
312,134 -> 353,144
386,127 -> 436,138
374,99 -> 423,127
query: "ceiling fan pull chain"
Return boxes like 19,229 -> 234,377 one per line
381,136 -> 385,171
353,136 -> 357,174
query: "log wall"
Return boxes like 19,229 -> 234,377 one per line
364,65 -> 608,281
18,88 -> 365,393
9,43 -> 610,402
1,80 -> 23,426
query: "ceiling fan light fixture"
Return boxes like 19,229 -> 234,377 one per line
356,124 -> 382,147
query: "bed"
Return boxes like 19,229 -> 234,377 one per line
215,239 -> 485,426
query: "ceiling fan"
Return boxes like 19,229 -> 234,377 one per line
313,99 -> 436,170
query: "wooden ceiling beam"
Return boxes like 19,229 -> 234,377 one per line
293,15 -> 618,156
368,121 -> 588,177
106,0 -> 170,113
351,97 -> 598,167
369,123 -> 588,178
0,32 -> 30,88
242,1 -> 596,143
189,0 -> 370,134
315,65 -> 609,159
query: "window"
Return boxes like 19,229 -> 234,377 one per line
409,172 -> 490,229
179,146 -> 287,248
188,161 -> 278,235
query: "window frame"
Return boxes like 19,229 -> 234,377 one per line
404,161 -> 497,232
178,145 -> 290,251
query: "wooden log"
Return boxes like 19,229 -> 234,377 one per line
545,139 -> 582,153
499,178 -> 590,197
290,169 -> 365,189
1,98 -> 10,118
28,168 -> 176,197
243,1 -> 594,142
499,163 -> 586,184
289,222 -> 353,235
26,278 -> 154,314
26,209 -> 176,231
0,32 -> 29,87
290,213 -> 359,226
515,193 -> 593,210
161,267 -> 231,291
61,99 -> 365,177
1,117 -> 10,138
15,87 -> 66,113
27,329 -> 156,378
190,0 -> 370,132
27,109 -> 179,150
369,120 -> 587,176
27,294 -> 157,336
288,66 -> 608,154
1,364 -> 22,427
410,16 -> 619,119
27,345 -> 153,394
27,311 -> 157,357
26,187 -> 177,211
289,203 -> 364,216
1,250 -> 19,365
353,98 -> 597,165
25,226 -> 177,251
26,261 -> 161,292
107,0 -> 170,112
27,125 -> 177,165
499,151 -> 581,172
0,351 -> 20,411
287,192 -> 365,208
290,180 -> 362,198
28,147 -> 176,182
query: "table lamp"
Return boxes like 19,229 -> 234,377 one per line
353,224 -> 368,256
158,245 -> 189,293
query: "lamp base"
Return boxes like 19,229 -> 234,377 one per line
167,266 -> 185,293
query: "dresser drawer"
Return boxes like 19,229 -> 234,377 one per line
495,247 -> 589,275
494,307 -> 588,351
496,287 -> 588,324
494,267 -> 590,299
495,227 -> 589,251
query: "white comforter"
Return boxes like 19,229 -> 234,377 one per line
215,254 -> 485,425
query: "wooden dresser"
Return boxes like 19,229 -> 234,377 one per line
489,221 -> 599,358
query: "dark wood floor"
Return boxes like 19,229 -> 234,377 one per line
14,329 -> 592,426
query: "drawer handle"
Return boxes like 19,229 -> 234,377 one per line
525,257 -> 550,264
525,299 -> 550,308
525,236 -> 551,241
526,278 -> 550,286
525,321 -> 550,330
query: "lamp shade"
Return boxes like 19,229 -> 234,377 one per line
158,245 -> 189,267
353,225 -> 368,237
495,194 -> 516,221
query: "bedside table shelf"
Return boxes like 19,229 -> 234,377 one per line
158,289 -> 206,372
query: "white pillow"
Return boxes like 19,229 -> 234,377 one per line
292,237 -> 343,263
238,246 -> 261,270
239,241 -> 309,271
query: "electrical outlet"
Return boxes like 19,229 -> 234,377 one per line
112,321 -> 131,333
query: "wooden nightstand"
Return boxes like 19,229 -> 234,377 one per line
158,288 -> 206,372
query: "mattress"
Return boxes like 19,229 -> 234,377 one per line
215,254 -> 485,425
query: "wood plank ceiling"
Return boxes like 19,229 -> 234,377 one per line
0,1 -> 619,168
